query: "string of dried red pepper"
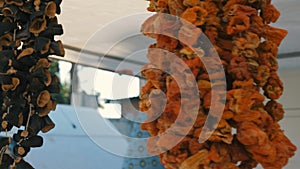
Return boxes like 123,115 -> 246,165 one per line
140,0 -> 297,169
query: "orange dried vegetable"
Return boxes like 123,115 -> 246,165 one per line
204,1 -> 219,16
204,143 -> 231,166
147,0 -> 168,12
227,4 -> 258,17
258,52 -> 278,71
237,121 -> 269,145
232,32 -> 260,58
157,35 -> 179,50
168,0 -> 186,16
228,56 -> 251,80
188,138 -> 207,155
223,0 -> 247,12
141,0 -> 297,168
179,46 -> 197,58
217,38 -> 234,52
182,0 -> 199,7
182,56 -> 202,76
181,6 -> 208,26
142,64 -> 166,89
266,130 -> 297,169
233,110 -> 262,123
265,100 -> 284,122
229,137 -> 251,163
140,81 -> 155,99
261,4 -> 280,24
258,41 -> 278,56
206,16 -> 221,27
197,79 -> 211,97
227,89 -> 264,114
158,0 -> 168,7
139,98 -> 152,112
232,78 -> 256,89
263,25 -> 288,46
249,15 -> 265,36
234,32 -> 260,50
263,71 -> 283,100
227,15 -> 250,35
239,159 -> 258,169
253,65 -> 270,87
208,119 -> 233,144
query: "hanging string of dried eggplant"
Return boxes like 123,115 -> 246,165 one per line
0,0 -> 64,168
140,0 -> 297,169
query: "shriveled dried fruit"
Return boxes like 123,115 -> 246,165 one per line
181,6 -> 208,26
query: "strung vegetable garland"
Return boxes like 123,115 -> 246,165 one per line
0,0 -> 64,168
140,0 -> 297,169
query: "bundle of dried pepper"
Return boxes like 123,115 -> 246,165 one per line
140,0 -> 296,168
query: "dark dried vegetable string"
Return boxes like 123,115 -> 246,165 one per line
0,0 -> 65,167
